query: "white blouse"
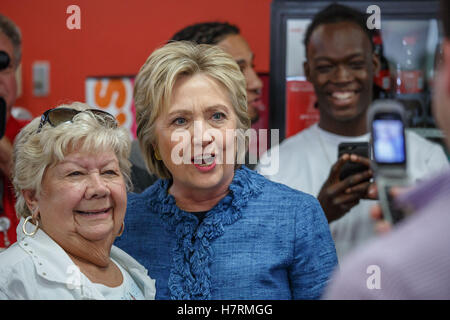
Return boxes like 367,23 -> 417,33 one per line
0,218 -> 156,300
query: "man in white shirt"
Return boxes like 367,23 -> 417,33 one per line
324,0 -> 450,299
257,4 -> 449,261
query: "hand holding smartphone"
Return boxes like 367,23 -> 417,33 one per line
337,142 -> 370,181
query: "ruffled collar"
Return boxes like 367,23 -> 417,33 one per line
147,166 -> 265,299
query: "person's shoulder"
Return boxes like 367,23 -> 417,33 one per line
406,130 -> 448,165
406,129 -> 438,144
125,179 -> 167,225
324,223 -> 410,298
278,125 -> 316,151
0,243 -> 29,265
257,126 -> 316,175
261,173 -> 312,196
244,169 -> 326,236
253,169 -> 318,207
325,207 -> 446,299
261,125 -> 315,156
0,243 -> 32,282
405,130 -> 447,153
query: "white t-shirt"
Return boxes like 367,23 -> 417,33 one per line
257,123 -> 449,261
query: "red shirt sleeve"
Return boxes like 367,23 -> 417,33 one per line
1,116 -> 31,248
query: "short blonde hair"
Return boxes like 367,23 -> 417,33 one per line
134,41 -> 250,179
12,102 -> 132,218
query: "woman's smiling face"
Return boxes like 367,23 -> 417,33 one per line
29,148 -> 127,246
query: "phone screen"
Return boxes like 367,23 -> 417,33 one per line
372,115 -> 406,165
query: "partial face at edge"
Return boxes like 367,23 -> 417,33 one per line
217,34 -> 263,124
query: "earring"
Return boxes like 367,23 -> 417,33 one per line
154,149 -> 162,161
32,206 -> 40,218
22,216 -> 39,237
118,222 -> 125,237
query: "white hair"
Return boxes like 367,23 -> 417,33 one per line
12,102 -> 132,218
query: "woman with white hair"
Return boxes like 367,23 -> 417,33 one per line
0,102 -> 155,299
115,41 -> 338,299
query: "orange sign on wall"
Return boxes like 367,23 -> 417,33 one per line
85,77 -> 137,139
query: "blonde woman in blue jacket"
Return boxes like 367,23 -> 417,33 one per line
115,41 -> 338,300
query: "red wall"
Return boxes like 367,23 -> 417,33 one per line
1,0 -> 271,117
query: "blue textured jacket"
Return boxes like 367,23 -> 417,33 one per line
115,166 -> 338,299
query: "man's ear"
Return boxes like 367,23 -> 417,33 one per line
22,190 -> 38,214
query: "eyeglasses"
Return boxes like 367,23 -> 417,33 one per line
36,108 -> 117,133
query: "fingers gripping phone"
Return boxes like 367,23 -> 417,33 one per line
367,99 -> 411,225
338,142 -> 370,181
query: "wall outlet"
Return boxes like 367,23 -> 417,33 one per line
32,61 -> 50,97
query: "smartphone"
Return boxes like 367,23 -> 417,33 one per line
338,142 -> 370,181
367,99 -> 410,224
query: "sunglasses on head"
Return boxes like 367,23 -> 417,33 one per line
36,107 -> 117,133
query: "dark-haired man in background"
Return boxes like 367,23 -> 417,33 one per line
130,22 -> 264,192
257,4 -> 448,261
325,0 -> 450,299
0,14 -> 29,250
172,22 -> 264,126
